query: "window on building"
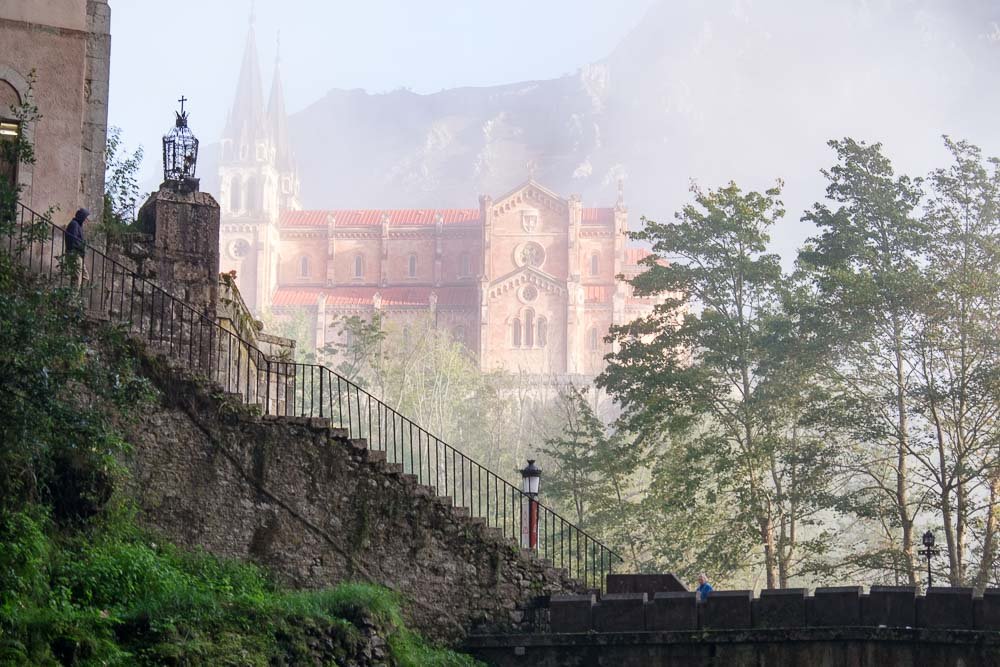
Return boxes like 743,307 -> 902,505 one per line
246,176 -> 258,214
460,252 -> 471,278
512,318 -> 522,347
230,177 -> 242,212
299,255 -> 310,278
0,119 -> 20,193
537,317 -> 547,348
354,254 -> 364,278
454,326 -> 466,343
589,327 -> 599,351
408,253 -> 417,278
590,252 -> 600,276
524,310 -> 535,347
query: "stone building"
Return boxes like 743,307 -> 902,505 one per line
218,22 -> 663,377
0,0 -> 110,219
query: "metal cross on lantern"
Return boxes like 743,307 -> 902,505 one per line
162,94 -> 200,183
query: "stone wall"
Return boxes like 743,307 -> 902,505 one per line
122,348 -> 583,642
465,627 -> 1000,667
543,585 -> 1000,634
465,583 -> 1000,666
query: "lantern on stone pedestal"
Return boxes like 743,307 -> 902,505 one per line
162,95 -> 199,184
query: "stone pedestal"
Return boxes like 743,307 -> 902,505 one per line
135,179 -> 220,316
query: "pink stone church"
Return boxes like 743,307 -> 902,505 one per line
218,21 -> 662,377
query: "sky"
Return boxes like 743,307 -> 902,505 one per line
108,0 -> 656,179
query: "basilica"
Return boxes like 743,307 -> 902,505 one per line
218,21 -> 663,378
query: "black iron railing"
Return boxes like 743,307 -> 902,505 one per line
3,202 -> 623,589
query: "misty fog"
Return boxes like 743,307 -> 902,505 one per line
111,0 -> 1000,264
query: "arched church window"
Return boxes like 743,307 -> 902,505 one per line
299,255 -> 310,278
460,252 -> 471,278
354,255 -> 364,279
512,318 -> 522,347
537,317 -> 547,348
230,177 -> 242,212
246,176 -> 258,213
408,253 -> 417,278
590,252 -> 600,276
524,310 -> 535,347
589,327 -> 599,351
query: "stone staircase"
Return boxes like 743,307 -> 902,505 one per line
8,201 -> 614,640
124,345 -> 587,641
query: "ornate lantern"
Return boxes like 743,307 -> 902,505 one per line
520,459 -> 542,550
162,96 -> 199,183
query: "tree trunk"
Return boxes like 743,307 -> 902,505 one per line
975,476 -> 1000,593
893,315 -> 916,585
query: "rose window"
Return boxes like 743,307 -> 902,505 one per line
229,239 -> 251,259
519,242 -> 545,268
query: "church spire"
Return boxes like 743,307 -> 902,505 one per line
268,31 -> 294,172
223,8 -> 266,162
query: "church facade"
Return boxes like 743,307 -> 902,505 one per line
218,23 -> 662,377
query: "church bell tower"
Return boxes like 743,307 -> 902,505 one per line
217,11 -> 299,313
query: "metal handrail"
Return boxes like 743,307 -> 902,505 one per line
3,201 -> 623,589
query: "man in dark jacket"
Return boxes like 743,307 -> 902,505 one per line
64,208 -> 89,285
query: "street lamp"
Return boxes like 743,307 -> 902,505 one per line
918,530 -> 940,590
520,460 -> 541,549
521,459 -> 541,496
162,95 -> 199,186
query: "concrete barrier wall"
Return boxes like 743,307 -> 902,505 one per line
547,586 -> 1000,633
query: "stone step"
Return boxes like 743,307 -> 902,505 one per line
364,449 -> 387,463
350,438 -> 368,450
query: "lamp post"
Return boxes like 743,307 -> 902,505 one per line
520,459 -> 541,549
918,530 -> 940,590
162,95 -> 200,188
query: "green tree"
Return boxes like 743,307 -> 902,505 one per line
100,125 -> 144,238
540,386 -> 648,570
913,137 -> 1000,588
599,180 -> 813,588
798,138 -> 927,584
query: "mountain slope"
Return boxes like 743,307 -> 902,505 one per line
282,0 -> 1000,255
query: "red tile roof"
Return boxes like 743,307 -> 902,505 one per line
581,208 -> 615,224
280,209 -> 480,228
272,286 -> 478,308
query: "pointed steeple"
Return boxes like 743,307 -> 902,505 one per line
267,31 -> 294,172
223,9 -> 266,162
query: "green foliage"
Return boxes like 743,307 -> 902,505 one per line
98,125 -> 145,241
0,244 -> 479,665
540,387 -> 649,570
598,180 -> 833,588
0,253 -> 150,519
